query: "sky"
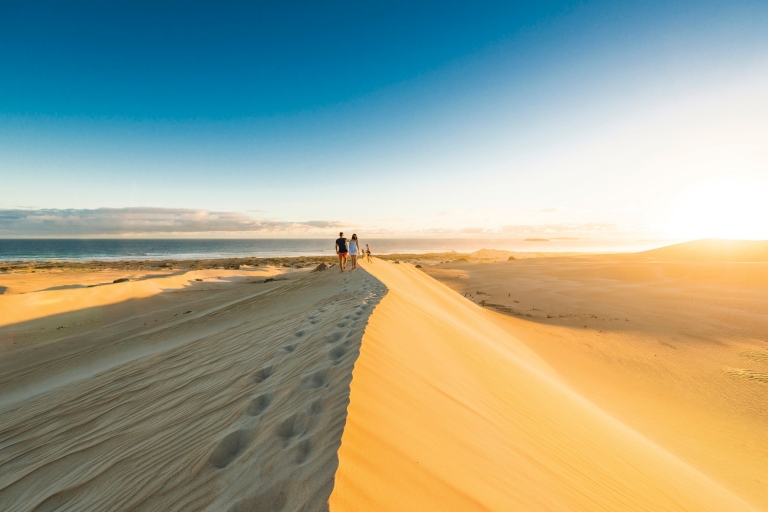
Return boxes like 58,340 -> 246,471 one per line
1,0 -> 767,239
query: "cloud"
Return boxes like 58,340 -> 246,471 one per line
459,227 -> 489,234
0,208 -> 343,236
0,208 -> 649,239
301,220 -> 344,228
0,204 -> 40,210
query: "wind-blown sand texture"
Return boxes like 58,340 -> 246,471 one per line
2,245 -> 766,511
330,259 -> 758,511
423,252 -> 768,510
0,267 -> 385,511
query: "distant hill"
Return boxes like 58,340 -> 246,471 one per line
470,248 -> 516,260
642,239 -> 768,262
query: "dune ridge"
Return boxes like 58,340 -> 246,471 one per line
330,259 -> 756,511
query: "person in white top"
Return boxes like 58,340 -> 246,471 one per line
348,234 -> 360,269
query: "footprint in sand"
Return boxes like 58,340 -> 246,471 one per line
246,393 -> 272,416
293,438 -> 312,464
306,398 -> 324,416
252,365 -> 274,384
209,430 -> 251,468
275,412 -> 312,445
302,369 -> 329,389
324,331 -> 345,343
328,344 -> 348,365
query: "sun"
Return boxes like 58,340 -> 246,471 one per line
667,176 -> 768,240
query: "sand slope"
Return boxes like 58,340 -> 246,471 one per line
0,268 -> 385,511
643,238 -> 768,262
330,260 -> 756,511
0,269 -> 285,327
425,255 -> 768,508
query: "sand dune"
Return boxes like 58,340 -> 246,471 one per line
643,238 -> 768,262
424,254 -> 768,509
2,251 -> 765,511
0,268 -> 285,327
330,259 -> 757,511
0,267 -> 385,511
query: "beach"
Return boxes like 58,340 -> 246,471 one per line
1,245 -> 766,510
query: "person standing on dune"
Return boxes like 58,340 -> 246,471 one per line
365,243 -> 372,263
335,232 -> 348,272
349,234 -> 360,269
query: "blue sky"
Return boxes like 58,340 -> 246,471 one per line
2,1 -> 767,238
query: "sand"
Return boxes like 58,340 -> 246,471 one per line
330,258 -> 761,511
0,269 -> 290,327
421,253 -> 768,509
643,238 -> 768,262
2,244 -> 766,511
0,266 -> 386,511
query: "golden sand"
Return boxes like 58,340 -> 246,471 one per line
330,259 -> 759,511
2,247 -> 766,511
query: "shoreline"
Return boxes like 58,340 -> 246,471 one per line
0,250 -> 599,274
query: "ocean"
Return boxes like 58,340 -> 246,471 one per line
0,238 -> 662,262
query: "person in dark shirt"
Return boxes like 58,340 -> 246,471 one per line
335,232 -> 348,272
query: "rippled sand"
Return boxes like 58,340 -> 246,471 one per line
0,266 -> 385,511
2,248 -> 766,511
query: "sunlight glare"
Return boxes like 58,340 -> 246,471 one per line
668,177 -> 768,240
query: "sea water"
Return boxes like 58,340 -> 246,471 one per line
0,238 -> 662,262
